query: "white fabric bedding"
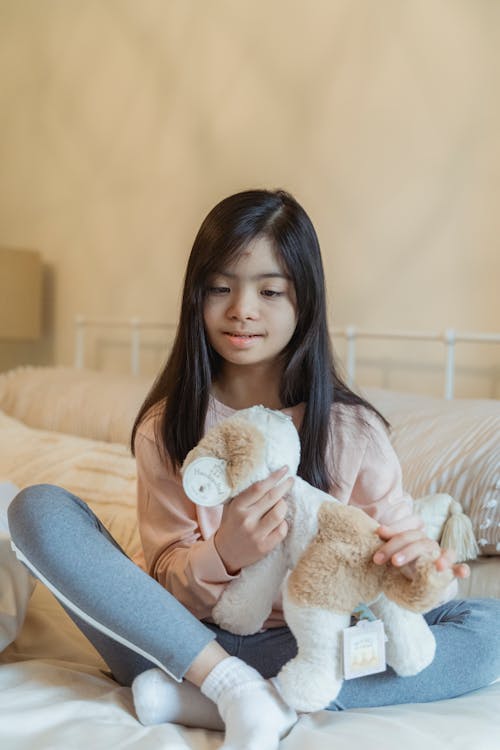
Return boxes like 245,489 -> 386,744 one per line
0,371 -> 499,749
1,665 -> 498,750
1,582 -> 499,750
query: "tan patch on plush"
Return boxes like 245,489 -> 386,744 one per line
183,419 -> 265,492
287,502 -> 453,614
288,503 -> 383,612
383,558 -> 453,612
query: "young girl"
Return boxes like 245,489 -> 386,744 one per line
8,189 -> 498,749
129,188 -> 498,718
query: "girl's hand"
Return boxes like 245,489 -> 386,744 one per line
214,467 -> 293,575
374,516 -> 470,580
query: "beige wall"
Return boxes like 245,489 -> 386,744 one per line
0,0 -> 499,396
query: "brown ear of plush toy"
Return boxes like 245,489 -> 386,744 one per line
183,418 -> 266,492
287,502 -> 453,615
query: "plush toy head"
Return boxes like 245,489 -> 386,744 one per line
181,406 -> 300,506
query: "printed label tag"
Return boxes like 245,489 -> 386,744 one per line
343,619 -> 387,679
182,457 -> 230,506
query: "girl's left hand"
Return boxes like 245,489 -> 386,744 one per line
374,515 -> 470,580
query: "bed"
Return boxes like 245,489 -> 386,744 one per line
0,358 -> 499,750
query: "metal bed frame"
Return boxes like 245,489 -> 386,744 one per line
74,315 -> 500,400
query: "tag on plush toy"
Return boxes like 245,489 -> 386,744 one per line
343,620 -> 386,679
183,457 -> 230,506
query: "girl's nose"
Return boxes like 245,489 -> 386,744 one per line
227,290 -> 259,320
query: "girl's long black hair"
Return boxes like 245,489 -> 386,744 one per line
131,189 -> 387,492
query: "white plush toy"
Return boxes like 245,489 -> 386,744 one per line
181,406 -> 454,712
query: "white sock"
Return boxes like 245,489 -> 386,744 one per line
200,656 -> 297,750
132,668 -> 223,730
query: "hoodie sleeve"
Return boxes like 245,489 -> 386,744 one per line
134,427 -> 238,620
346,408 -> 458,604
348,411 -> 415,527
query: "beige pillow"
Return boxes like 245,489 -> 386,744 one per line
0,366 -> 152,445
364,388 -> 500,556
0,412 -> 141,558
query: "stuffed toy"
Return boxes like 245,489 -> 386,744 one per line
181,406 -> 454,712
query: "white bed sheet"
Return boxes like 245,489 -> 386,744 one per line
1,581 -> 499,750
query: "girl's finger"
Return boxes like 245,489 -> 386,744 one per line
235,466 -> 289,509
266,519 -> 289,549
259,498 -> 289,537
434,548 -> 465,572
373,530 -> 436,564
377,514 -> 425,538
451,562 -> 470,579
252,477 -> 294,516
433,551 -> 470,578
387,539 -> 440,567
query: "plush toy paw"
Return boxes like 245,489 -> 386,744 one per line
212,565 -> 275,635
372,594 -> 436,676
385,621 -> 436,676
213,549 -> 287,635
277,657 -> 342,712
212,598 -> 267,636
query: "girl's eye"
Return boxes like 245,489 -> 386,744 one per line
261,289 -> 284,298
207,286 -> 230,295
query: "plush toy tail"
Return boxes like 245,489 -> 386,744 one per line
415,493 -> 479,563
440,499 -> 479,562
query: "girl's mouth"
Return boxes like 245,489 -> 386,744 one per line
225,332 -> 260,338
223,332 -> 263,347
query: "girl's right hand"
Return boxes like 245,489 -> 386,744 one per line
214,466 -> 294,575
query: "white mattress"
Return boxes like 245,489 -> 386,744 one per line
1,580 -> 499,750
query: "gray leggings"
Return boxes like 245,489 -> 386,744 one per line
8,484 -> 215,685
7,484 -> 500,709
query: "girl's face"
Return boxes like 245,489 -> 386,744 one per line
203,236 -> 298,370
